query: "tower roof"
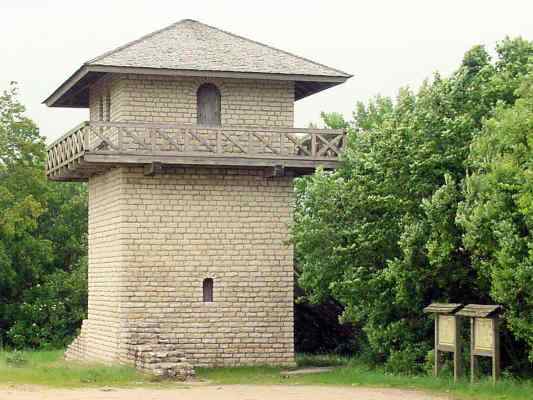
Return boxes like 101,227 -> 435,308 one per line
44,19 -> 351,107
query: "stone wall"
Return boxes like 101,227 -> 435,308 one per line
118,166 -> 295,367
68,166 -> 295,370
65,319 -> 88,361
68,168 -> 125,363
89,75 -> 125,122
89,75 -> 294,127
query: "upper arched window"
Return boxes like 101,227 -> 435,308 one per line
197,83 -> 221,126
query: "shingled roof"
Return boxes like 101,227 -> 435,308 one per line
45,19 -> 351,107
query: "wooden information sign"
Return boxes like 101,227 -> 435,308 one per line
423,303 -> 464,382
457,304 -> 502,384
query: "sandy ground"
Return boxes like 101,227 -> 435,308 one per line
0,384 -> 450,400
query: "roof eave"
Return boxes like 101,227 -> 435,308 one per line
43,65 -> 89,107
44,64 -> 351,108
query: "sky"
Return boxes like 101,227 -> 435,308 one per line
1,0 -> 532,143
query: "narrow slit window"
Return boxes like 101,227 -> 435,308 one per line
197,83 -> 221,126
105,92 -> 111,121
98,96 -> 104,121
203,278 -> 213,302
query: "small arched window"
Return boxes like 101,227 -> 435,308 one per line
197,83 -> 221,126
203,278 -> 214,302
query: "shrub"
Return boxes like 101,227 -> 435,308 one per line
385,346 -> 427,375
7,258 -> 87,349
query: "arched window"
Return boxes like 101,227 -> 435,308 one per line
203,278 -> 214,302
197,83 -> 221,126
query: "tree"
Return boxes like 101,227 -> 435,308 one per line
0,83 -> 88,348
458,74 -> 533,360
293,37 -> 533,369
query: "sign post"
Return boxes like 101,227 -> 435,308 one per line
423,303 -> 464,382
457,305 -> 502,384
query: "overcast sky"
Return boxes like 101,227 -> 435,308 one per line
1,0 -> 532,143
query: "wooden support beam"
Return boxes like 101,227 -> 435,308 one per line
144,162 -> 163,176
265,165 -> 285,178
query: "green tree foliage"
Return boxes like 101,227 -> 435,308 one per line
294,38 -> 533,369
0,83 -> 88,348
458,74 -> 533,360
7,258 -> 87,348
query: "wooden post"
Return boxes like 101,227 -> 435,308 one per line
248,131 -> 254,154
117,128 -> 123,151
183,128 -> 190,152
341,128 -> 348,151
216,129 -> 222,154
434,316 -> 440,377
454,316 -> 462,382
150,129 -> 156,154
492,318 -> 500,384
470,318 -> 477,383
82,123 -> 89,151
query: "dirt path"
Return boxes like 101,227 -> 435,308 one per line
0,384 -> 450,400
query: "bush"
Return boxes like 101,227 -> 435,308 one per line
385,346 -> 427,375
7,258 -> 87,349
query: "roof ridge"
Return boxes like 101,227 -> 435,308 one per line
86,19 -> 192,65
191,20 -> 352,78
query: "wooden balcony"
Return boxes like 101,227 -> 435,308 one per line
46,121 -> 346,181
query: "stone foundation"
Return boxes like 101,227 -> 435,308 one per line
65,319 -> 88,361
132,343 -> 194,379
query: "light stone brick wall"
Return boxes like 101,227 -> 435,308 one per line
89,75 -> 125,122
89,74 -> 294,127
66,168 -> 125,363
67,166 -> 295,368
117,166 -> 295,367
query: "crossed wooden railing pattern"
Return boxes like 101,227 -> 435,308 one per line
46,121 -> 346,178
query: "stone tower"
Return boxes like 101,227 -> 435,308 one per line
44,20 -> 350,376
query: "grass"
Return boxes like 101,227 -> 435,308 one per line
0,349 -> 162,388
1,350 -> 532,399
196,354 -> 533,400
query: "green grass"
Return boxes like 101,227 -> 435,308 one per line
196,354 -> 533,400
1,350 -> 532,399
0,349 -> 160,388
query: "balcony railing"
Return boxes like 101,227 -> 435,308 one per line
46,121 -> 346,180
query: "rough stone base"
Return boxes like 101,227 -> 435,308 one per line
132,344 -> 195,380
64,319 -> 88,361
64,321 -> 195,380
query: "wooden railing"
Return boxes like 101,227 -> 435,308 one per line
46,121 -> 346,179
